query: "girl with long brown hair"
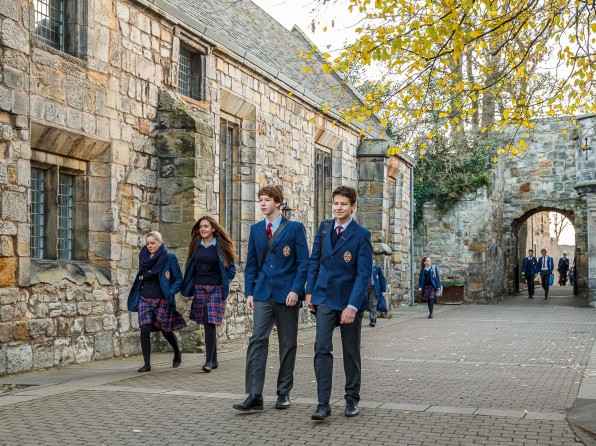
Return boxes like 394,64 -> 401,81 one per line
181,216 -> 237,372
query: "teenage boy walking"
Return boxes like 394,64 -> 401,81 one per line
305,185 -> 372,421
233,185 -> 309,412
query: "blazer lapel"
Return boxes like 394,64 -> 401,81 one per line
330,221 -> 356,255
268,216 -> 289,252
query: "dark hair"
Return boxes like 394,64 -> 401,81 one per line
187,216 -> 238,267
421,256 -> 430,267
258,185 -> 284,207
332,185 -> 357,205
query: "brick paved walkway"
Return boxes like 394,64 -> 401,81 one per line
1,289 -> 594,446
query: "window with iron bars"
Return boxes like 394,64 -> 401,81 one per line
315,148 -> 333,227
30,167 -> 78,260
177,45 -> 206,100
34,0 -> 88,58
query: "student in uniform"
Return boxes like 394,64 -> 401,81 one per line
305,185 -> 373,421
129,231 -> 185,372
233,185 -> 309,412
182,216 -> 237,372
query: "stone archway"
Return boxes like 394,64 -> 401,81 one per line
502,118 -> 591,306
507,207 -> 577,296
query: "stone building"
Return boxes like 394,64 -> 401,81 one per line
0,0 -> 414,375
415,117 -> 595,306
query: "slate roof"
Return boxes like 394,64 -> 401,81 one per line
150,0 -> 384,137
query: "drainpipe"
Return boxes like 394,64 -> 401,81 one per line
410,164 -> 415,306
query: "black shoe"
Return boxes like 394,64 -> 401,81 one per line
428,314 -> 433,318
311,404 -> 331,420
233,394 -> 264,412
275,394 -> 290,410
137,365 -> 151,372
529,295 -> 534,298
202,364 -> 212,373
344,401 -> 359,417
173,354 -> 181,368
211,362 -> 218,370
545,297 -> 548,300
369,321 -> 376,327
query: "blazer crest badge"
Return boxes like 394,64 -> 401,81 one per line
343,251 -> 352,262
283,245 -> 291,257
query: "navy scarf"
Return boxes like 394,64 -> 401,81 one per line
139,244 -> 168,278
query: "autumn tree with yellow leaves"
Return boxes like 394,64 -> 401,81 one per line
311,0 -> 596,158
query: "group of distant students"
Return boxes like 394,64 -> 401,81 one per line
520,249 -> 574,300
128,184 -> 388,421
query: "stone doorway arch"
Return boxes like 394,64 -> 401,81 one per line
507,207 -> 579,298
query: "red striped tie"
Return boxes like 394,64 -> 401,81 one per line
266,222 -> 273,239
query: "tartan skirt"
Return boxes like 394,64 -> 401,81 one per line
422,285 -> 436,301
138,296 -> 187,332
189,284 -> 226,326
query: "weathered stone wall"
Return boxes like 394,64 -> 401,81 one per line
415,117 -> 592,304
575,115 -> 596,307
414,181 -> 505,303
0,0 -> 414,374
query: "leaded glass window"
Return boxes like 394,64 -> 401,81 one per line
177,46 -> 192,97
30,168 -> 46,260
315,148 -> 332,225
57,173 -> 74,260
34,0 -> 64,50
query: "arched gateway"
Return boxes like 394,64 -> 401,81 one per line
503,117 -> 595,306
415,115 -> 595,307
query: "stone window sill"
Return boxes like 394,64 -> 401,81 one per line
30,260 -> 111,286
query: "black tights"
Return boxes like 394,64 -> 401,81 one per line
140,324 -> 181,367
203,311 -> 217,366
427,298 -> 434,315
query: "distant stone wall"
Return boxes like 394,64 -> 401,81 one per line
414,182 -> 505,303
0,0 -> 413,375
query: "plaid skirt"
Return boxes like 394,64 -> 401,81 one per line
138,296 -> 187,332
189,285 -> 226,326
422,285 -> 436,301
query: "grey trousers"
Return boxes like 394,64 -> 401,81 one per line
367,286 -> 378,322
314,301 -> 363,404
245,298 -> 299,396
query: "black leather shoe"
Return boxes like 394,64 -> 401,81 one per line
137,365 -> 151,372
428,314 -> 433,318
311,404 -> 331,420
233,394 -> 264,412
275,394 -> 290,409
173,354 -> 181,368
202,364 -> 212,373
344,401 -> 359,417
369,321 -> 376,327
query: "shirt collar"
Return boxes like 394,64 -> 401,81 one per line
200,238 -> 217,247
265,214 -> 283,232
334,218 -> 353,231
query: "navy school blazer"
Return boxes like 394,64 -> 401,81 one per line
181,245 -> 236,300
306,219 -> 373,312
417,265 -> 441,290
244,216 -> 309,304
129,253 -> 183,309
521,256 -> 539,277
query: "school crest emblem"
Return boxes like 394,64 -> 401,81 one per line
343,251 -> 352,262
283,245 -> 291,257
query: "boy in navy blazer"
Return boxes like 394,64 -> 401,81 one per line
233,185 -> 309,413
538,248 -> 554,300
520,249 -> 539,298
306,185 -> 373,421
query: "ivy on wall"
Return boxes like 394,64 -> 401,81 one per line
414,136 -> 494,228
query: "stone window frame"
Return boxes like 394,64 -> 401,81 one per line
29,151 -> 88,263
173,29 -> 209,101
33,0 -> 89,59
